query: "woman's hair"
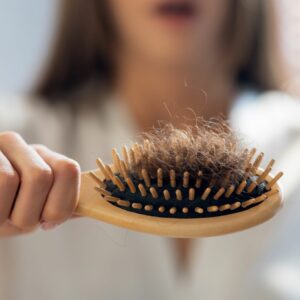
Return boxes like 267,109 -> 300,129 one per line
35,0 -> 285,102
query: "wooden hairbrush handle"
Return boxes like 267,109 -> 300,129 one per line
75,168 -> 283,238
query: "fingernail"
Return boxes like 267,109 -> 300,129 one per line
40,221 -> 59,231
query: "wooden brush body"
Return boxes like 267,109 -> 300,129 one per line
76,167 -> 283,238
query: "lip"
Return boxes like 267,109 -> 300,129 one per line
153,0 -> 198,26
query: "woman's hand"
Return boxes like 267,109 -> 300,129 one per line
0,131 -> 80,236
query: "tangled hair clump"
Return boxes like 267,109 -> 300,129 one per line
129,118 -> 251,188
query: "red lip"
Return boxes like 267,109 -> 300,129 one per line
154,0 -> 197,22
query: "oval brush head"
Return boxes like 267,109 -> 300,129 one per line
76,120 -> 284,237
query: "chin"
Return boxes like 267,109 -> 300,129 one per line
139,36 -> 201,68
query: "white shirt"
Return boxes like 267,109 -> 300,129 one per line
0,90 -> 299,300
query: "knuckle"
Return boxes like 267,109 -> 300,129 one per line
28,166 -> 53,187
10,218 -> 37,231
0,131 -> 22,143
43,208 -> 67,223
32,144 -> 48,152
54,159 -> 80,179
0,169 -> 19,188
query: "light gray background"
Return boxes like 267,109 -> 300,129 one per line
0,0 -> 58,93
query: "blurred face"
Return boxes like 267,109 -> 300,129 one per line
108,0 -> 231,69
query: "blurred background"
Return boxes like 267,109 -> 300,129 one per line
0,0 -> 58,93
0,1 -> 300,300
0,0 -> 300,95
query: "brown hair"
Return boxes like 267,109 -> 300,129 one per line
35,0 -> 285,102
129,118 -> 251,188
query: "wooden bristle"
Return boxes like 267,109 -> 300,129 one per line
105,166 -> 125,191
163,189 -> 171,200
117,200 -> 130,207
225,185 -> 235,198
96,158 -> 110,180
89,171 -> 106,188
246,181 -> 257,193
142,142 -> 150,165
254,194 -> 268,204
195,171 -> 202,188
137,142 -> 143,156
188,188 -> 195,201
158,206 -> 166,213
241,198 -> 255,208
256,166 -> 272,185
252,152 -> 264,173
242,194 -> 267,208
157,168 -> 163,187
121,145 -> 129,168
183,171 -> 190,188
182,207 -> 189,213
266,172 -> 283,190
213,187 -> 225,200
104,165 -> 115,181
138,183 -> 147,197
201,187 -> 211,200
169,207 -> 177,214
241,148 -> 249,168
245,162 -> 253,175
266,158 -> 275,170
141,169 -> 151,187
150,187 -> 158,199
112,148 -> 121,173
236,180 -> 247,195
105,165 -> 126,191
132,143 -> 139,161
120,160 -> 129,179
133,143 -> 143,161
125,177 -> 136,193
219,204 -> 231,211
264,189 -> 279,197
145,204 -> 153,211
230,202 -> 241,210
245,148 -> 256,167
132,202 -> 142,209
129,148 -> 136,165
243,148 -> 249,157
114,176 -> 126,192
207,206 -> 218,212
104,195 -> 121,203
95,186 -> 111,196
170,170 -> 176,188
195,207 -> 204,214
143,139 -> 151,151
139,143 -> 144,158
176,189 -> 182,200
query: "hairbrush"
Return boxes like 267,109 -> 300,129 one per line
75,121 -> 283,237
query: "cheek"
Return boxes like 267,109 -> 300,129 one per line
109,0 -> 149,47
199,0 -> 231,44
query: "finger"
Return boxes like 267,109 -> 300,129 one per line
32,145 -> 81,227
0,151 -> 19,225
0,220 -> 36,236
0,132 -> 53,229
